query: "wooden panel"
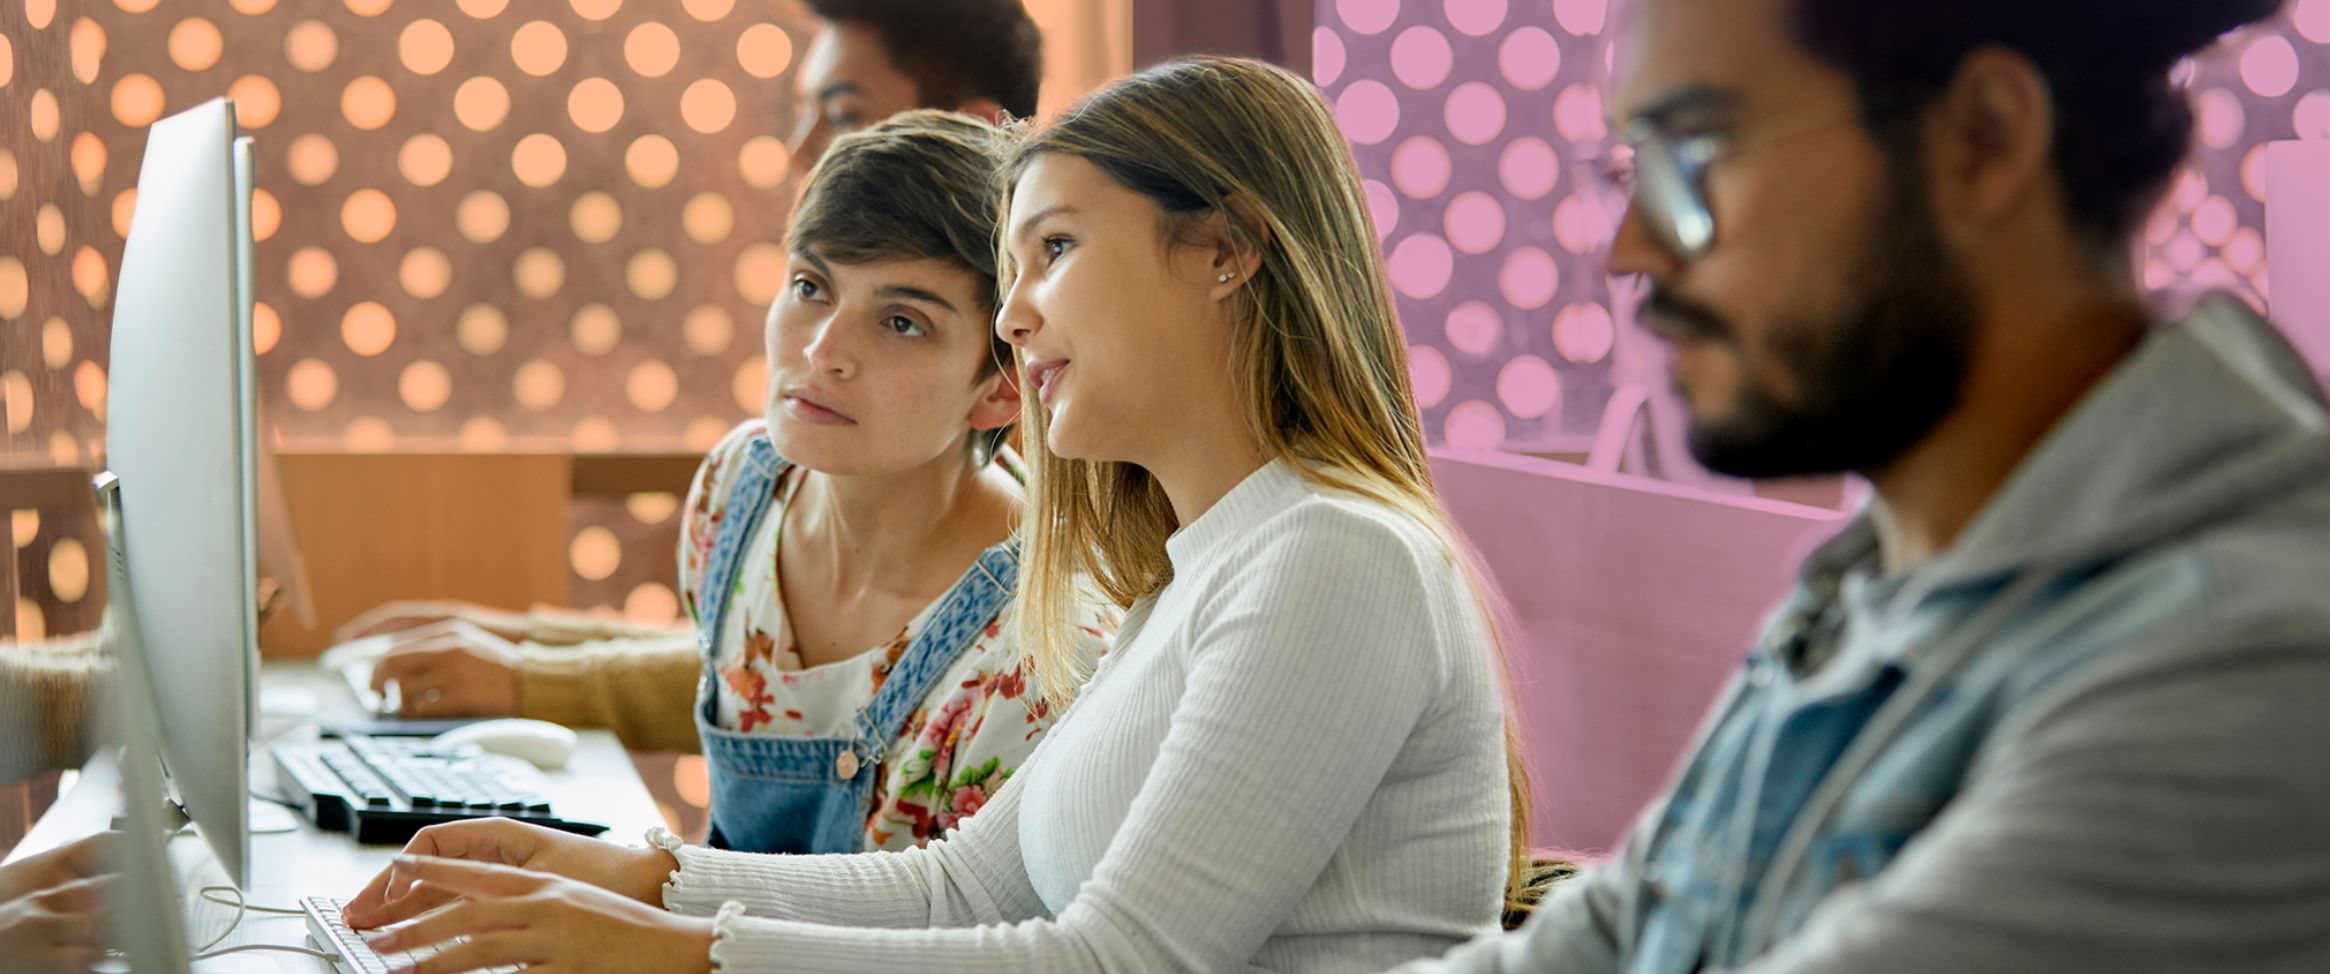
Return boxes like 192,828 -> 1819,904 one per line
258,453 -> 571,659
2,465 -> 105,643
1,489 -> 15,645
0,465 -> 97,511
0,773 -> 61,856
569,453 -> 700,498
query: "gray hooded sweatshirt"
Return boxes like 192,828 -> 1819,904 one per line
1402,295 -> 2330,973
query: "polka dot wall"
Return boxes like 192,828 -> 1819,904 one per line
1,0 -> 826,634
1314,0 -> 2330,453
5,0 -> 1119,641
2148,2 -> 2330,308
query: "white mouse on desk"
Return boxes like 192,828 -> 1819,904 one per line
431,718 -> 578,771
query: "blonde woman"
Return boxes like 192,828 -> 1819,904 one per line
344,57 -> 1534,973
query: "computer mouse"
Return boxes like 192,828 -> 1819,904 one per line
430,718 -> 578,771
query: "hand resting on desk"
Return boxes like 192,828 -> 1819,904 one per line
0,832 -> 113,974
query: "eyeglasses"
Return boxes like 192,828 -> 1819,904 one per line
1597,108 -> 1866,263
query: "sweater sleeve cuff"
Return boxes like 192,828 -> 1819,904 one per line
705,902 -> 756,972
651,826 -> 796,919
516,646 -> 596,727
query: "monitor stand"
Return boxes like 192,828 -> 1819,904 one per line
95,470 -> 195,972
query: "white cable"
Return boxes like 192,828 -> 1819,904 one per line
198,886 -> 304,915
190,885 -> 316,962
193,885 -> 246,953
192,942 -> 338,961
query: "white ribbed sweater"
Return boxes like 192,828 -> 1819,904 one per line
653,460 -> 1511,972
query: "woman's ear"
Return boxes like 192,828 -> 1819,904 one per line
967,356 -> 1023,432
1205,195 -> 1272,299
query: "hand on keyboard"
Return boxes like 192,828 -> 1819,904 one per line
343,818 -> 674,932
339,859 -> 715,974
306,895 -> 522,974
367,621 -> 525,719
336,601 -> 532,643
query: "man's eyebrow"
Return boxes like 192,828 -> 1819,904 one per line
1616,84 -> 1740,130
814,81 -> 865,104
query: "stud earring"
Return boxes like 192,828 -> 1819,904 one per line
1217,272 -> 1233,283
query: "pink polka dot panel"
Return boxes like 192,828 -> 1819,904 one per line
1320,0 -> 1624,449
1392,136 -> 1453,199
1391,27 -> 1453,90
1318,3 -> 2326,451
2151,10 -> 2330,316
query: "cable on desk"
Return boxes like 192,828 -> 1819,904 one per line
192,884 -> 305,955
192,942 -> 338,962
199,885 -> 304,915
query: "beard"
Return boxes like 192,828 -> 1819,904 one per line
1650,156 -> 1978,480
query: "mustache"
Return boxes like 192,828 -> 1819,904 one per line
1641,287 -> 1734,342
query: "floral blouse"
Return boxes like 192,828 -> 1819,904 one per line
678,421 -> 1113,850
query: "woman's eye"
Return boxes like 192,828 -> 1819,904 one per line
791,276 -> 821,300
885,315 -> 926,337
1043,236 -> 1071,262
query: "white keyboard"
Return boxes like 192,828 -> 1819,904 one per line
302,895 -> 521,973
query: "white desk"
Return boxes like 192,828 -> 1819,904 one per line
8,663 -> 666,971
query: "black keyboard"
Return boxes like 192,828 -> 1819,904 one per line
271,734 -> 607,844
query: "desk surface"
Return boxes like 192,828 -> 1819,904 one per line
11,663 -> 666,972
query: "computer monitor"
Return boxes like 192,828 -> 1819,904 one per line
101,97 -> 259,889
97,478 -> 193,973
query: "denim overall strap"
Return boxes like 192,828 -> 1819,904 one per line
694,435 -> 785,661
841,540 -> 1022,780
692,437 -> 1024,855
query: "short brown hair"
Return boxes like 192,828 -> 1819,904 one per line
803,0 -> 1043,120
787,110 -> 1015,455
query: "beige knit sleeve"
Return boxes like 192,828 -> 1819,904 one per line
0,629 -> 110,784
517,633 -> 705,753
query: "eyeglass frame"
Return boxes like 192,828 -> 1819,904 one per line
1605,105 -> 1874,263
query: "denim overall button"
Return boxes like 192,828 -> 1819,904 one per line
835,750 -> 860,780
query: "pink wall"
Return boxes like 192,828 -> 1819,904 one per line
1316,0 -> 2330,453
2266,140 -> 2330,371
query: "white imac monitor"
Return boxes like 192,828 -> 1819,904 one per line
97,479 -> 193,973
101,97 -> 259,889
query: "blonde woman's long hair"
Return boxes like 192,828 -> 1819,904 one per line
1000,56 -> 1552,917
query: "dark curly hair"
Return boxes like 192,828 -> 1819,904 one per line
803,0 -> 1044,120
1790,0 -> 2284,248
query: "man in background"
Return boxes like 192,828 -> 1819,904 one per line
786,0 -> 1044,175
1404,0 -> 2330,969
